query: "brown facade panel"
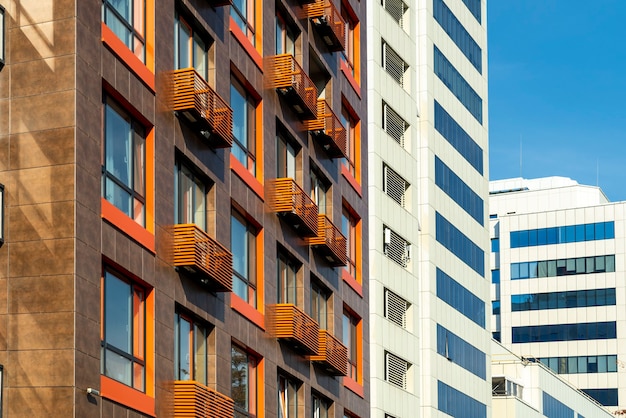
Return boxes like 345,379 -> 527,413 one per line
9,275 -> 74,314
8,311 -> 74,351
9,349 -> 74,387
7,387 -> 74,417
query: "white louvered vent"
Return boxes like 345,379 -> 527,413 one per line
385,351 -> 409,389
382,41 -> 408,87
383,102 -> 408,147
384,226 -> 411,268
384,288 -> 408,329
383,164 -> 408,207
381,0 -> 408,28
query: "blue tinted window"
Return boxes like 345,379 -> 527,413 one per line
513,322 -> 616,343
435,156 -> 483,225
461,0 -> 481,23
436,213 -> 484,276
434,47 -> 483,124
437,325 -> 486,379
491,269 -> 500,284
510,255 -> 614,280
434,102 -> 483,174
433,0 -> 482,73
492,301 -> 500,315
543,392 -> 574,418
489,214 -> 497,219
510,222 -> 614,248
491,238 -> 499,252
436,268 -> 485,328
438,381 -> 486,418
511,288 -> 615,311
581,389 -> 618,406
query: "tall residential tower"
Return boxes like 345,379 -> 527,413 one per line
0,0 -> 368,416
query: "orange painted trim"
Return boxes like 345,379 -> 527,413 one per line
230,154 -> 265,199
101,376 -> 155,416
340,59 -> 361,98
341,164 -> 362,196
256,358 -> 266,418
145,0 -> 155,73
255,228 -> 265,314
231,293 -> 265,329
343,376 -> 364,398
101,198 -> 156,253
342,268 -> 363,297
229,17 -> 264,71
101,23 -> 156,92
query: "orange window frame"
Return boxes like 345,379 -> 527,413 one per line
341,201 -> 362,296
232,344 -> 265,418
101,0 -> 155,90
231,205 -> 265,329
340,99 -> 361,193
230,69 -> 264,199
100,266 -> 155,416
101,86 -> 155,253
340,0 -> 360,86
342,306 -> 364,398
229,0 -> 264,68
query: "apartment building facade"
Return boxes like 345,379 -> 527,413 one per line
0,0 -> 368,416
490,177 -> 626,412
367,0 -> 491,417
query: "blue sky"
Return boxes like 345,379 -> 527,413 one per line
487,1 -> 626,201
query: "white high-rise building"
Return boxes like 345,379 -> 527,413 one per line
367,1 -> 490,417
490,177 -> 626,412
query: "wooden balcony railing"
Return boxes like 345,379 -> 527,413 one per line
171,224 -> 233,292
302,0 -> 346,52
305,214 -> 347,266
174,380 -> 235,418
267,304 -> 320,355
309,329 -> 348,376
265,54 -> 318,120
303,99 -> 347,159
267,178 -> 319,237
170,68 -> 233,148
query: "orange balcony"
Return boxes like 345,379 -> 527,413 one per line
309,329 -> 348,376
306,214 -> 347,266
267,178 -> 319,237
174,380 -> 234,418
303,99 -> 347,159
267,304 -> 320,355
303,0 -> 346,52
265,54 -> 318,120
170,68 -> 233,148
171,224 -> 233,292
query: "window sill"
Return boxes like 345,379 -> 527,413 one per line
231,293 -> 265,330
101,375 -> 155,416
343,376 -> 364,398
340,59 -> 361,98
229,17 -> 263,71
101,23 -> 155,92
230,154 -> 264,200
342,268 -> 362,297
341,164 -> 362,197
101,197 -> 155,253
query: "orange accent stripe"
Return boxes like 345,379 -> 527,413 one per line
101,23 -> 156,92
101,198 -> 156,253
257,358 -> 265,418
343,376 -> 364,398
341,164 -> 362,196
231,293 -> 265,330
340,58 -> 361,98
229,17 -> 264,71
101,376 -> 156,416
341,268 -> 363,297
230,154 -> 265,199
